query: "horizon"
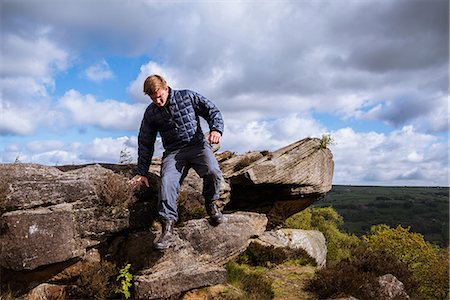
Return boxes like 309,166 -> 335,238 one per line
1,0 -> 449,187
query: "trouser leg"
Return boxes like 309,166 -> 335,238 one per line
189,142 -> 223,203
158,151 -> 185,222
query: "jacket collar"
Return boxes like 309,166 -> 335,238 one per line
166,87 -> 174,106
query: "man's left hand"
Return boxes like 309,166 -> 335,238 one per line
208,131 -> 221,144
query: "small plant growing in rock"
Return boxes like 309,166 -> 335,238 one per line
116,264 -> 133,299
318,134 -> 335,149
260,150 -> 273,160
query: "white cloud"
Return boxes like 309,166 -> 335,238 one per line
80,136 -> 136,163
27,140 -> 65,152
0,31 -> 70,136
127,61 -> 182,103
58,89 -> 146,131
1,31 -> 69,78
0,135 -> 164,165
330,126 -> 448,186
222,113 -> 326,153
85,59 -> 113,82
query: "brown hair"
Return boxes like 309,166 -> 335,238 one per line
143,74 -> 167,96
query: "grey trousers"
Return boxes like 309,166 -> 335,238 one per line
158,141 -> 222,221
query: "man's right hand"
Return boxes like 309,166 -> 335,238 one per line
129,175 -> 150,188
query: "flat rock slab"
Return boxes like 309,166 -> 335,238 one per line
0,203 -> 84,271
135,264 -> 227,299
227,138 -> 334,194
131,212 -> 268,299
0,164 -> 107,212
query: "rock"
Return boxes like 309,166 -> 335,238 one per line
17,283 -> 70,300
224,138 -> 334,227
114,212 -> 268,299
0,164 -> 133,271
378,274 -> 410,300
254,229 -> 327,267
225,138 -> 333,192
0,164 -> 101,212
0,203 -> 84,271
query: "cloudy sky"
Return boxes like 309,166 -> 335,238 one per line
1,0 -> 448,186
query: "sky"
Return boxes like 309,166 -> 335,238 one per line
0,0 -> 448,186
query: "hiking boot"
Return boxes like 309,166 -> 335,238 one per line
206,201 -> 223,225
153,218 -> 175,250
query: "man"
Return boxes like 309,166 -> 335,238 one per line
133,74 -> 224,250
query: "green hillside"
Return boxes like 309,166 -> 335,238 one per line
313,185 -> 449,247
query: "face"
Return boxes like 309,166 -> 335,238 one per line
150,86 -> 169,107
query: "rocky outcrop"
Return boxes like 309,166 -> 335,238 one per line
254,229 -> 327,268
0,137 -> 334,298
0,164 -> 135,271
129,212 -> 267,299
223,138 -> 333,227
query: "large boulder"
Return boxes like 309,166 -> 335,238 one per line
253,229 -> 327,268
224,137 -> 333,227
111,212 -> 268,299
0,164 -> 134,271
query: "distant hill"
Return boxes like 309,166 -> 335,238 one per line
313,185 -> 449,247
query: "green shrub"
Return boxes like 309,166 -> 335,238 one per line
318,134 -> 335,149
307,246 -> 415,299
363,224 -> 449,300
236,242 -> 316,267
116,264 -> 133,299
285,207 -> 359,262
225,262 -> 274,300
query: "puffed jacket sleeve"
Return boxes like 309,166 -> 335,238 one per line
137,109 -> 157,176
190,91 -> 224,135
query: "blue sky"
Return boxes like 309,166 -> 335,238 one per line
1,0 -> 448,186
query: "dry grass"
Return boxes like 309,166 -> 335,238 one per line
69,260 -> 119,300
95,173 -> 135,210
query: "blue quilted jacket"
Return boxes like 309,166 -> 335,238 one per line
137,88 -> 224,175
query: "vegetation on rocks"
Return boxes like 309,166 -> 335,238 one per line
69,260 -> 119,299
285,207 -> 359,262
281,207 -> 449,300
363,224 -> 449,300
307,246 -> 415,299
236,242 -> 316,267
225,262 -> 275,300
94,172 -> 135,212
